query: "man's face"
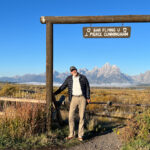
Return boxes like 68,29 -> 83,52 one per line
70,69 -> 77,76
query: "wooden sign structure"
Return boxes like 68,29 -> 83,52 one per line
83,26 -> 131,38
40,15 -> 150,131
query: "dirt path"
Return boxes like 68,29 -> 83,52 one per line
64,131 -> 122,150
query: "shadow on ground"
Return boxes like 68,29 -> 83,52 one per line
62,115 -> 125,141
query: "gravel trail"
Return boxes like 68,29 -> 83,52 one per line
64,131 -> 122,150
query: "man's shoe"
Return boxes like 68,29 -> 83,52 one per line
65,136 -> 74,140
78,137 -> 83,141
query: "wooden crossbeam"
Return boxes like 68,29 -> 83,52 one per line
41,15 -> 150,24
89,102 -> 150,107
0,97 -> 150,107
0,97 -> 46,104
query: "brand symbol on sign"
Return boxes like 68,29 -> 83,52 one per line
84,28 -> 91,36
87,28 -> 91,32
123,28 -> 127,33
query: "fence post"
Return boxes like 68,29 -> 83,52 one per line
46,22 -> 53,131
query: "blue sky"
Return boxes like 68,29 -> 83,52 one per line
0,0 -> 150,77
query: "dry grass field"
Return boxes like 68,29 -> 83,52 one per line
1,83 -> 150,103
87,87 -> 150,117
0,83 -> 150,118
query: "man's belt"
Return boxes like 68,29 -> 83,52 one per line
73,95 -> 83,97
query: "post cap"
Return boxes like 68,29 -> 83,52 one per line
40,16 -> 46,24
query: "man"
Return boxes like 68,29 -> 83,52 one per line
54,66 -> 90,141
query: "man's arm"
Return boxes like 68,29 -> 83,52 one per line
54,77 -> 69,95
85,76 -> 90,103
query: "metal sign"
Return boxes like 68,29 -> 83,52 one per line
83,26 -> 131,38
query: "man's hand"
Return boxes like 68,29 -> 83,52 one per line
87,99 -> 91,104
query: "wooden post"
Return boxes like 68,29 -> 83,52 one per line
46,22 -> 53,131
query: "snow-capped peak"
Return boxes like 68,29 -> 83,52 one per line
96,63 -> 120,77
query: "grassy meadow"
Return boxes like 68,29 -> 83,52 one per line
0,82 -> 149,149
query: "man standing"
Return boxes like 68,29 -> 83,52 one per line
54,66 -> 90,141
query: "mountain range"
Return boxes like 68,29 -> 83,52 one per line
0,63 -> 150,87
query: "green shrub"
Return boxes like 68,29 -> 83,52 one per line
122,138 -> 150,150
120,108 -> 150,150
136,109 -> 150,142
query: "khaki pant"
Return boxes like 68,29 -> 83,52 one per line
69,96 -> 86,138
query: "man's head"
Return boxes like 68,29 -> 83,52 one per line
70,66 -> 78,76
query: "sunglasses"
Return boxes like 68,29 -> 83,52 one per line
71,69 -> 76,72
